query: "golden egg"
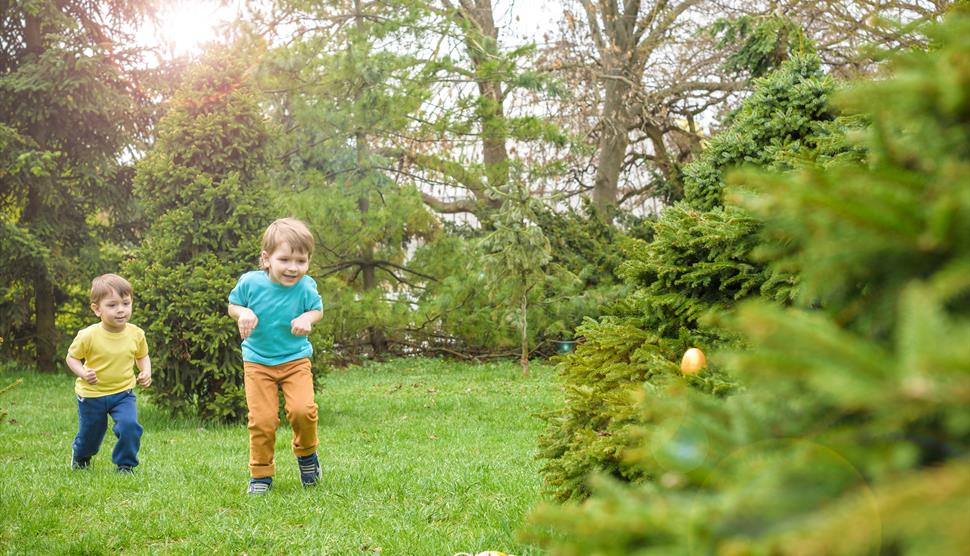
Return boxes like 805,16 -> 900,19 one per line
680,348 -> 707,375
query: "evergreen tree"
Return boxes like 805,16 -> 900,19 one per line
536,52 -> 845,502
0,1 -> 156,370
531,201 -> 650,345
126,46 -> 273,421
481,182 -> 553,376
524,12 -> 969,554
253,0 -> 440,359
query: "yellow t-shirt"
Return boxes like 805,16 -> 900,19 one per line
68,323 -> 148,398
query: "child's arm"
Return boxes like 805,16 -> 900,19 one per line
135,355 -> 152,388
228,303 -> 258,339
66,355 -> 97,385
290,310 -> 323,337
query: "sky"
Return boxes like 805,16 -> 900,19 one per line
137,0 -> 562,58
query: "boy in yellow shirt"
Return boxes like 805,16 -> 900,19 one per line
65,274 -> 152,473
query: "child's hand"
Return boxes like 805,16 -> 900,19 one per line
80,366 -> 98,385
237,308 -> 259,339
136,370 -> 152,388
290,314 -> 314,337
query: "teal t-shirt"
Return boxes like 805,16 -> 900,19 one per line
228,270 -> 323,365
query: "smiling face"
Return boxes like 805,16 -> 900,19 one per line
262,241 -> 310,287
92,290 -> 133,333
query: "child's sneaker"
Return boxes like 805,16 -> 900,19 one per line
298,453 -> 321,487
115,465 -> 135,474
247,477 -> 272,495
70,453 -> 90,470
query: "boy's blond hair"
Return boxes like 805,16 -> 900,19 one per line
261,218 -> 315,258
90,274 -> 133,304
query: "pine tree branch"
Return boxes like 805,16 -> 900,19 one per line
645,80 -> 748,102
375,260 -> 439,282
420,192 -> 482,215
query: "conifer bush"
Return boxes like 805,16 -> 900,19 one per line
126,47 -> 273,421
531,202 -> 646,343
537,52 -> 844,501
405,203 -> 632,359
525,12 -> 969,554
682,54 -> 851,209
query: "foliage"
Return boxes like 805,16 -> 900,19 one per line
0,1 -> 157,370
401,201 -> 642,359
525,12 -> 970,554
253,0 -> 441,358
532,200 -> 642,339
682,53 -> 847,211
536,52 -> 851,502
710,15 -> 811,77
537,203 -> 658,346
126,46 -> 274,422
403,232 -> 548,359
406,233 -> 514,355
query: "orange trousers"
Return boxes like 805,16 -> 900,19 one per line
243,358 -> 318,478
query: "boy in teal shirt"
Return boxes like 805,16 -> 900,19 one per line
229,217 -> 323,495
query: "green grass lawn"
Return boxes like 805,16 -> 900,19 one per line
0,358 -> 560,555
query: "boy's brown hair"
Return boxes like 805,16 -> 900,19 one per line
261,218 -> 315,258
90,274 -> 133,305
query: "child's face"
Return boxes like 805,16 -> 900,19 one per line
91,290 -> 132,333
262,242 -> 310,287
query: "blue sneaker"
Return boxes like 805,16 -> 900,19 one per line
248,477 -> 272,495
70,453 -> 90,470
298,453 -> 321,487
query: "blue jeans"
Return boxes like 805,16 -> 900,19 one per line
72,389 -> 143,468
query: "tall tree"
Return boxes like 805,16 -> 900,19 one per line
250,0 -> 440,356
0,1 -> 155,371
545,0 -> 745,218
426,0 -> 508,217
542,0 -> 949,218
399,0 -> 570,224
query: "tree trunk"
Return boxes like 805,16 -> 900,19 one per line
589,0 -> 637,222
355,125 -> 387,356
23,15 -> 58,372
23,169 -> 58,372
33,271 -> 58,373
351,2 -> 387,355
357,182 -> 386,355
519,291 -> 529,377
461,0 -> 507,214
592,81 -> 632,220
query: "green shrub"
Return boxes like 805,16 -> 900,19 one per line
682,54 -> 840,210
532,202 -> 644,342
126,46 -> 274,422
536,51 -> 849,501
525,12 -> 969,554
408,233 -> 537,355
